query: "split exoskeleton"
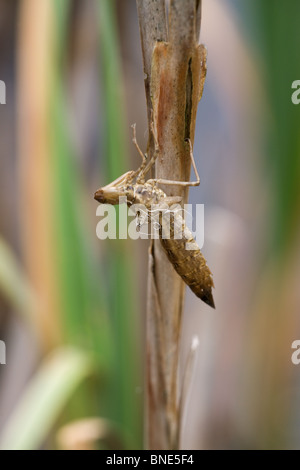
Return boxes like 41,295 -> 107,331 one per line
94,121 -> 215,308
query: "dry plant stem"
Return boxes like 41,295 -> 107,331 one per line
136,0 -> 205,450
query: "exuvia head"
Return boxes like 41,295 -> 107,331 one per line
94,171 -> 135,205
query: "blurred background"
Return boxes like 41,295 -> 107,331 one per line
0,0 -> 300,450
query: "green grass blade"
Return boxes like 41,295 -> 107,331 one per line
0,237 -> 36,325
50,0 -> 112,368
0,347 -> 93,450
246,0 -> 300,260
97,0 -> 142,447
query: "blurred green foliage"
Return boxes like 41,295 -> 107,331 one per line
50,0 -> 142,447
0,0 -> 142,450
0,348 -> 93,450
245,0 -> 300,260
97,0 -> 141,446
